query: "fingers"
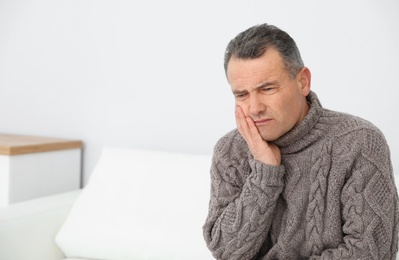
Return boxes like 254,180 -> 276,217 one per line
235,105 -> 281,166
235,106 -> 252,143
235,105 -> 261,149
245,116 -> 264,144
235,106 -> 262,143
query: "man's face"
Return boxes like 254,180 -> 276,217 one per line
227,48 -> 311,142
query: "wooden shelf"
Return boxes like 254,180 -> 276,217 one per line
0,134 -> 82,155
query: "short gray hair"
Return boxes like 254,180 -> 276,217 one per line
224,24 -> 304,79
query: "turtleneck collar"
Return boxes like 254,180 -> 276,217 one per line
273,91 -> 324,154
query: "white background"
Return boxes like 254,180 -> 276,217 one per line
1,0 -> 398,185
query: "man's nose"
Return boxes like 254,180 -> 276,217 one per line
248,94 -> 266,115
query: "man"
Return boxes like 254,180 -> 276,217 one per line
203,23 -> 399,259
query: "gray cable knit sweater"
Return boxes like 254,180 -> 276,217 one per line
203,91 -> 399,260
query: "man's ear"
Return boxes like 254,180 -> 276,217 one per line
297,67 -> 311,96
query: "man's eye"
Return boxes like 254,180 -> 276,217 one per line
262,87 -> 278,94
235,93 -> 248,99
263,87 -> 274,92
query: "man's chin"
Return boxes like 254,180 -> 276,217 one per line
260,134 -> 278,142
259,129 -> 281,142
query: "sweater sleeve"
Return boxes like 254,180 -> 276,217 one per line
203,135 -> 285,260
310,128 -> 399,260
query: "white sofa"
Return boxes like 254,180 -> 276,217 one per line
0,147 -> 214,260
1,147 -> 398,260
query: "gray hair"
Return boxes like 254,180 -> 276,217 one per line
224,24 -> 304,79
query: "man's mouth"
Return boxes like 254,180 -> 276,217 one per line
254,118 -> 272,126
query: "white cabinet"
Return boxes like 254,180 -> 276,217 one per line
0,134 -> 82,207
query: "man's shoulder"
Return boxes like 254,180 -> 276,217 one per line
322,109 -> 389,156
323,109 -> 383,138
213,129 -> 250,160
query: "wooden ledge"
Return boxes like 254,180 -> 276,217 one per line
0,134 -> 83,155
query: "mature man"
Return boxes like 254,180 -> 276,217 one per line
203,23 -> 399,259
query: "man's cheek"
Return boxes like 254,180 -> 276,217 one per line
236,105 -> 249,117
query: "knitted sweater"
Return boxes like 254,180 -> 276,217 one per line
203,91 -> 399,260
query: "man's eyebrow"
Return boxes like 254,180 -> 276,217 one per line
232,80 -> 279,95
253,80 -> 279,90
232,89 -> 248,95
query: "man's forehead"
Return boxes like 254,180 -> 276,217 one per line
228,50 -> 284,75
227,58 -> 284,90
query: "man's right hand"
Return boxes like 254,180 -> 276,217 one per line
235,106 -> 281,166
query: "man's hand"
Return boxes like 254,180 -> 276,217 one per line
235,106 -> 281,166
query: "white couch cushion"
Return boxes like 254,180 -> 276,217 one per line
55,147 -> 214,260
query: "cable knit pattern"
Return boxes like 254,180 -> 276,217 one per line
203,91 -> 399,260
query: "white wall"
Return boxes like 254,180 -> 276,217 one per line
1,0 -> 398,185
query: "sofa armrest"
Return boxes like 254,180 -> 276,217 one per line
0,190 -> 81,260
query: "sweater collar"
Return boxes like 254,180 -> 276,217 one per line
273,91 -> 323,153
